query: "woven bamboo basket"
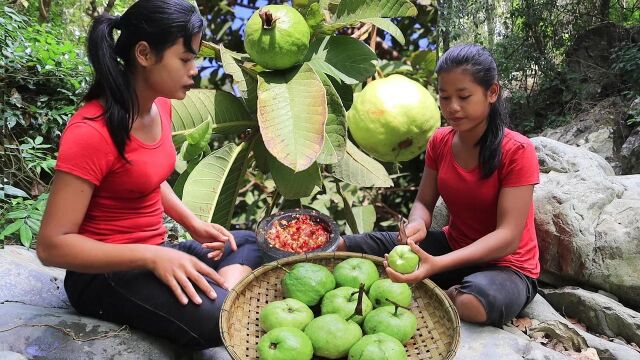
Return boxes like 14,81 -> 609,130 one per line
220,252 -> 460,360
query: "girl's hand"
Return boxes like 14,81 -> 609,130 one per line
148,246 -> 228,305
187,220 -> 237,261
383,239 -> 440,283
398,220 -> 427,245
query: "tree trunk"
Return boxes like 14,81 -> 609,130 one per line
438,0 -> 451,52
485,0 -> 495,48
38,0 -> 51,22
598,0 -> 611,20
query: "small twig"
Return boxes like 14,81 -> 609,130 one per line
0,323 -> 129,342
275,263 -> 290,273
346,283 -> 366,321
351,23 -> 373,40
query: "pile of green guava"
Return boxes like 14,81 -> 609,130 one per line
257,259 -> 419,360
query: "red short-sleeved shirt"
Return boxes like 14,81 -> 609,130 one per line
55,98 -> 176,245
425,127 -> 540,278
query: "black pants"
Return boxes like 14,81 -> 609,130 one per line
64,230 -> 263,350
343,230 -> 538,326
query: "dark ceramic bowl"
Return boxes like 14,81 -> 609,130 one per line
255,208 -> 341,263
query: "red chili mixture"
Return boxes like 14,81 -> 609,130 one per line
266,215 -> 330,253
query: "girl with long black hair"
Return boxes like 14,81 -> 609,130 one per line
37,0 -> 262,349
339,44 -> 540,327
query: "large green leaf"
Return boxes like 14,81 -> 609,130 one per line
411,50 -> 437,79
315,71 -> 347,165
332,140 -> 393,187
257,63 -> 327,172
346,205 -> 376,234
171,90 -> 256,138
363,18 -> 405,45
334,0 -> 417,24
182,141 -> 254,228
305,36 -> 377,85
198,40 -> 219,58
269,156 -> 322,199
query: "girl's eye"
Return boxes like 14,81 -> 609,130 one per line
460,95 -> 471,100
439,96 -> 450,101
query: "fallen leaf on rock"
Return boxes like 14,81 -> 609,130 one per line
562,348 -> 600,360
512,317 -> 533,332
529,320 -> 589,352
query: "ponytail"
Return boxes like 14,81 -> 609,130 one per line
83,0 -> 203,160
85,13 -> 137,160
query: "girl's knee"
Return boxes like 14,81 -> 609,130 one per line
449,288 -> 488,324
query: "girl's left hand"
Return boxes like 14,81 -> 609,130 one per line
187,220 -> 237,260
383,239 -> 441,284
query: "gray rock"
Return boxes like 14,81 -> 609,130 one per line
0,351 -> 28,360
0,246 -> 68,309
521,295 -> 640,360
532,137 -> 615,176
531,138 -> 640,309
0,303 -> 176,360
456,322 -> 568,359
540,287 -> 640,345
620,127 -> 640,174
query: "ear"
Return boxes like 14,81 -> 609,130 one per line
488,82 -> 500,104
134,41 -> 156,67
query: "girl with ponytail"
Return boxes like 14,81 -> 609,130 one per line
37,0 -> 262,349
339,44 -> 540,327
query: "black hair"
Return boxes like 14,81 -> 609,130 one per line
435,44 -> 509,179
85,0 -> 203,159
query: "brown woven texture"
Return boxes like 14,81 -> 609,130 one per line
220,252 -> 460,360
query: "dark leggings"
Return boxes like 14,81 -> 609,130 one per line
64,230 -> 263,350
343,230 -> 538,326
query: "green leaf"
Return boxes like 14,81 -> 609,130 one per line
219,45 -> 258,114
363,18 -> 405,44
173,160 -> 198,198
198,40 -> 219,58
257,63 -> 327,172
182,141 -> 254,228
332,140 -> 393,187
410,50 -> 437,79
185,117 -> 213,145
329,76 -> 354,111
269,156 -> 322,199
19,225 -> 32,247
305,36 -> 377,85
7,210 -> 28,219
348,205 -> 376,234
171,90 -> 255,138
334,0 -> 417,23
335,181 -> 359,234
0,220 -> 24,238
253,136 -> 270,174
314,71 -> 347,164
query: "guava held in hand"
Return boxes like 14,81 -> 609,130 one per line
347,74 -> 440,162
257,327 -> 313,360
387,245 -> 420,274
244,5 -> 310,70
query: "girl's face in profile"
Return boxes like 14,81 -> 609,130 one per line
437,67 -> 498,132
140,32 -> 202,100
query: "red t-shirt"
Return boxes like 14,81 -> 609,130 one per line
55,98 -> 176,245
425,127 -> 540,278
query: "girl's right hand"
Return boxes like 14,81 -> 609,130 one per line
147,246 -> 228,305
399,220 -> 427,245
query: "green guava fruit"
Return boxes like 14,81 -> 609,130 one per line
320,286 -> 373,324
347,74 -> 440,162
387,245 -> 419,274
333,258 -> 380,292
363,305 -> 417,345
244,5 -> 310,70
348,333 -> 407,360
259,298 -> 314,332
304,313 -> 363,359
282,262 -> 335,306
257,327 -> 313,360
368,278 -> 413,308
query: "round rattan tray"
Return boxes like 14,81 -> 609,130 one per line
220,252 -> 460,360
